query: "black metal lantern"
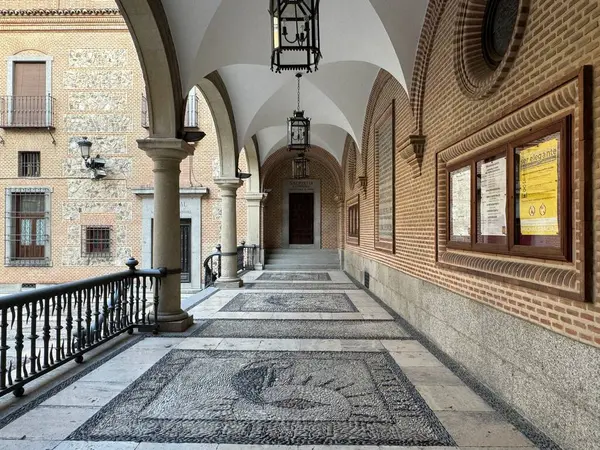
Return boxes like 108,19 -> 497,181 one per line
292,152 -> 310,179
269,0 -> 322,73
287,73 -> 311,151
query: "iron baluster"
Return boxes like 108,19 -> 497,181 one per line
65,293 -> 73,357
102,283 -> 109,339
129,277 -> 135,327
14,305 -> 23,383
93,285 -> 101,343
0,308 -> 8,390
42,297 -> 50,369
76,290 -> 83,354
85,288 -> 92,347
55,294 -> 62,363
29,299 -> 38,375
153,278 -> 159,333
115,281 -> 122,330
135,277 -> 140,324
141,277 -> 147,325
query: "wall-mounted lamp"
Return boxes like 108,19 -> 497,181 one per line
236,167 -> 251,180
78,136 -> 106,179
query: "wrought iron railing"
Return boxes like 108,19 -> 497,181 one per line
203,244 -> 221,288
0,95 -> 54,128
237,241 -> 257,272
0,258 -> 164,398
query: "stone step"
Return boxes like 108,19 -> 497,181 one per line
266,249 -> 339,255
266,255 -> 339,261
264,263 -> 340,270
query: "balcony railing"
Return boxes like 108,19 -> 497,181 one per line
0,95 -> 54,128
141,94 -> 149,128
0,258 -> 164,398
184,92 -> 199,128
142,93 -> 199,129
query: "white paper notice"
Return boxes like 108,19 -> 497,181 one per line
450,167 -> 471,238
480,157 -> 507,236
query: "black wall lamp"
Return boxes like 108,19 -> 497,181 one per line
78,136 -> 106,179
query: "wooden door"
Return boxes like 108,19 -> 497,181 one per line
289,193 -> 314,245
13,62 -> 46,126
180,219 -> 191,283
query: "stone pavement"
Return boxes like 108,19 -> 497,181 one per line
0,271 -> 553,449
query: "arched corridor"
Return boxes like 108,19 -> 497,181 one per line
0,1 -> 598,449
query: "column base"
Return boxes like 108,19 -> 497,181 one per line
157,314 -> 194,332
255,263 -> 264,270
215,278 -> 244,288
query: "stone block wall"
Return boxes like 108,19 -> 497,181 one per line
0,6 -> 247,288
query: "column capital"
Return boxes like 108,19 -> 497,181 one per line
137,138 -> 195,162
245,192 -> 267,203
214,177 -> 242,191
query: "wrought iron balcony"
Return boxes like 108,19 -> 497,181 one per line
0,95 -> 55,128
142,93 -> 199,129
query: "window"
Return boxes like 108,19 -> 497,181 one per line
446,115 -> 571,261
18,152 -> 40,177
83,226 -> 112,256
3,56 -> 54,128
5,188 -> 50,266
347,197 -> 360,246
482,0 -> 520,68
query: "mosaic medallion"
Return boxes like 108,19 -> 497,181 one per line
220,293 -> 358,313
69,350 -> 455,446
256,272 -> 332,281
245,282 -> 358,290
192,319 -> 411,339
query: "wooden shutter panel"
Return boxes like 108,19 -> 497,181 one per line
13,62 -> 46,97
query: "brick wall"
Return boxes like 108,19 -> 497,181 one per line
342,0 -> 600,348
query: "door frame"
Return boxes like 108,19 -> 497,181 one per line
282,179 -> 321,249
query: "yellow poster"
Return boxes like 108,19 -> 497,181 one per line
519,137 -> 559,235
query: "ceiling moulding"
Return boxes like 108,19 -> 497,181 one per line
0,9 -> 121,16
398,134 -> 426,178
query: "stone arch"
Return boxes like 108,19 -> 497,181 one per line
115,0 -> 183,138
262,147 -> 343,196
342,134 -> 359,191
409,0 -> 449,135
242,135 -> 261,193
197,71 -> 238,178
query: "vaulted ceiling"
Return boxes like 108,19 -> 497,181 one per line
159,0 -> 429,163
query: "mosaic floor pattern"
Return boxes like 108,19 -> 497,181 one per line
193,319 -> 411,339
220,292 -> 358,313
257,272 -> 332,281
68,350 -> 455,446
244,282 -> 358,290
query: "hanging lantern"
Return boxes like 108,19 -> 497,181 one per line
287,73 -> 311,151
269,0 -> 322,73
292,152 -> 310,179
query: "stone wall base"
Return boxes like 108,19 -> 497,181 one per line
344,249 -> 600,450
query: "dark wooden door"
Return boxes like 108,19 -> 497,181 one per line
289,193 -> 314,245
180,219 -> 191,283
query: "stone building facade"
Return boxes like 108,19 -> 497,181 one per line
0,1 -> 248,293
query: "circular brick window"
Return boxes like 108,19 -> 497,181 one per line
454,0 -> 529,99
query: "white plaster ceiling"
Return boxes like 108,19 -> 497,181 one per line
160,0 -> 429,162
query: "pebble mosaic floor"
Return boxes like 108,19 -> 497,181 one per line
256,272 -> 332,281
0,270 -> 545,449
192,319 -> 411,339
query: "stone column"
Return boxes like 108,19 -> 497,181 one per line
214,177 -> 243,287
334,193 -> 344,268
137,138 -> 194,332
245,192 -> 267,269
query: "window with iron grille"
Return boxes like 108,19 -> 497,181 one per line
18,151 -> 40,177
83,226 -> 111,256
5,187 -> 51,266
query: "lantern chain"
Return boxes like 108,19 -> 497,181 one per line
296,73 -> 302,111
